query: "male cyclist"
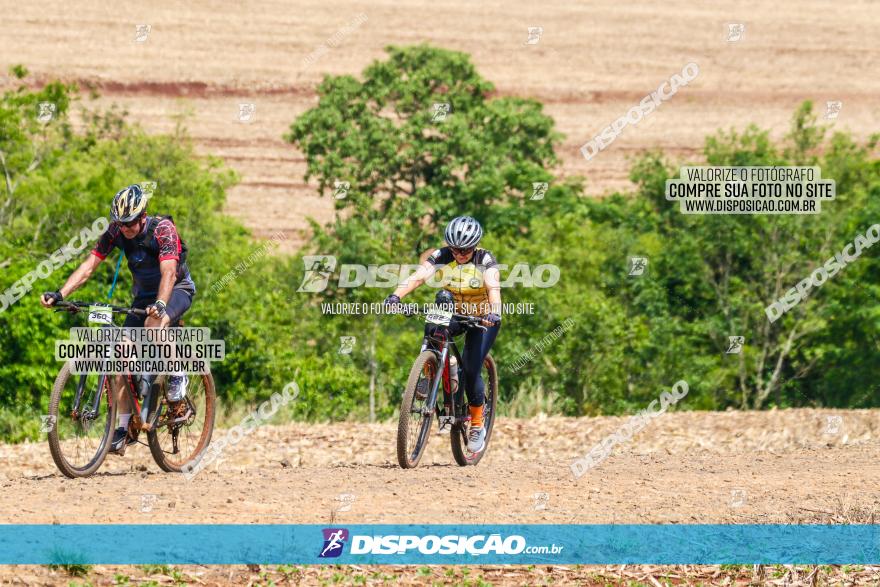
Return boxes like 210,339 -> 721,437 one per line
384,216 -> 501,453
40,185 -> 196,455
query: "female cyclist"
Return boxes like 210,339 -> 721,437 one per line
384,216 -> 501,453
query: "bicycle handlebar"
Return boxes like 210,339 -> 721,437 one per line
52,300 -> 148,317
389,305 -> 489,330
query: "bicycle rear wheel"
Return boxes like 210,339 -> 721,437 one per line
451,354 -> 498,466
397,350 -> 439,469
147,372 -> 216,473
47,363 -> 116,478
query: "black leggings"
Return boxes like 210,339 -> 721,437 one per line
425,320 -> 499,407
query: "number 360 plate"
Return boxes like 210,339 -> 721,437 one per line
425,309 -> 453,326
88,305 -> 112,326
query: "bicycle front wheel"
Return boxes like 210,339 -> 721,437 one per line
47,363 -> 116,478
397,350 -> 439,469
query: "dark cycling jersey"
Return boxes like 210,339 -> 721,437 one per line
426,247 -> 498,315
91,216 -> 196,298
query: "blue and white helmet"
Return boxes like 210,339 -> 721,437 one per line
444,216 -> 483,249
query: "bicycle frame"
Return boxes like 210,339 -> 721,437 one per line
58,301 -> 161,432
70,337 -> 156,432
419,327 -> 472,428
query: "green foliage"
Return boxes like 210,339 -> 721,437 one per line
0,68 -> 367,440
560,101 -> 880,410
0,406 -> 43,443
137,564 -> 170,576
47,563 -> 91,577
2,48 -> 880,441
288,47 -> 880,416
286,43 -> 561,254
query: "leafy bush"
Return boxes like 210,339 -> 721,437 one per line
0,69 -> 366,439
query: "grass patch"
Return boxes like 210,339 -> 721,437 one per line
47,563 -> 91,578
0,407 -> 45,443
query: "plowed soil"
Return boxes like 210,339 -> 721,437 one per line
2,409 -> 880,584
2,0 -> 878,249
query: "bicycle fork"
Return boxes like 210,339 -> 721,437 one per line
77,373 -> 117,424
420,338 -> 460,431
424,346 -> 448,417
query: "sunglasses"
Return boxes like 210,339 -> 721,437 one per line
450,246 -> 475,256
117,217 -> 141,228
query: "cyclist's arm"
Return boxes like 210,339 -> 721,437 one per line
154,259 -> 178,306
392,260 -> 437,299
151,217 -> 181,310
485,266 -> 502,315
58,254 -> 103,298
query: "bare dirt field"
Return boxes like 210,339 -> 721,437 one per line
1,408 -> 880,584
2,0 -> 878,250
3,409 -> 880,526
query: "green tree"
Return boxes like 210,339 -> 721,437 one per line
587,102 -> 880,410
0,68 -> 371,438
285,43 -> 561,253
286,44 -> 565,418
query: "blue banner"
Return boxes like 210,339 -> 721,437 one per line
1,525 -> 878,565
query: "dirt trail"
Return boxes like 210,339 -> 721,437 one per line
2,409 -> 880,585
2,0 -> 878,249
2,409 -> 879,526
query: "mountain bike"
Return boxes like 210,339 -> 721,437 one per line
46,301 -> 216,478
395,307 -> 498,468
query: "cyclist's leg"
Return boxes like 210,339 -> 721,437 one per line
111,298 -> 151,452
153,289 -> 194,405
460,323 -> 498,451
143,289 -> 193,329
423,320 -> 465,347
164,288 -> 193,327
461,323 -> 500,409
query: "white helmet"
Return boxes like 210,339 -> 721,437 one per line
444,216 -> 483,249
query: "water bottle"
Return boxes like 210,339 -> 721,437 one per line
449,356 -> 459,394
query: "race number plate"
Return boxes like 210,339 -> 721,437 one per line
88,305 -> 112,326
425,309 -> 453,326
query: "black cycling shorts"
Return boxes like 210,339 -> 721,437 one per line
123,289 -> 194,328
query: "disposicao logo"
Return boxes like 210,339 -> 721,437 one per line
349,534 -> 528,555
318,528 -> 349,558
317,529 -> 563,558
